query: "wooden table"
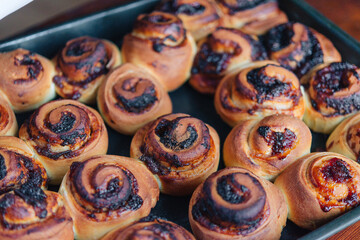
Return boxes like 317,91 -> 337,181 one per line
21,0 -> 360,239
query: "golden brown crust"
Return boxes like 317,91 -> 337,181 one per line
215,0 -> 288,35
59,155 -> 159,240
189,167 -> 287,240
97,63 -> 172,135
130,113 -> 220,196
0,95 -> 17,136
0,136 -> 47,195
19,99 -> 108,184
190,27 -> 267,94
224,114 -> 312,180
214,60 -> 305,127
301,62 -> 360,134
275,152 -> 360,230
263,22 -> 341,78
122,11 -> 197,91
157,0 -> 220,41
0,48 -> 56,112
53,36 -> 121,104
0,189 -> 73,240
327,112 -> 360,161
101,218 -> 195,240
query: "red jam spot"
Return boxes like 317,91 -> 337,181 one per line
257,126 -> 296,156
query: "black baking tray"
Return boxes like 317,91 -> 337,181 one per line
1,0 -> 360,239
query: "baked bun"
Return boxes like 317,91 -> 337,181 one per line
190,27 -> 267,94
59,155 -> 159,240
215,0 -> 288,35
301,62 -> 360,134
130,113 -> 220,196
101,217 -> 195,240
0,48 -> 56,112
327,112 -> 360,161
19,99 -> 108,184
0,95 -> 17,136
0,188 -> 73,240
0,136 -> 47,194
189,167 -> 287,240
214,60 -> 305,127
122,11 -> 197,91
53,36 -> 121,104
157,0 -> 220,41
263,22 -> 341,78
97,63 -> 172,135
224,114 -> 312,180
275,152 -> 360,229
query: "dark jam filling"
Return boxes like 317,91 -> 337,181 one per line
47,112 -> 76,134
216,175 -> 249,204
66,39 -> 93,57
321,158 -> 352,183
317,158 -> 360,212
13,53 -> 44,84
0,155 -> 6,181
158,1 -> 206,15
192,172 -> 266,234
155,119 -> 199,151
257,126 -> 296,156
312,63 -> 360,115
246,65 -> 290,103
142,14 -> 171,23
115,81 -> 158,113
70,163 -> 143,212
263,22 -> 295,52
221,0 -> 275,14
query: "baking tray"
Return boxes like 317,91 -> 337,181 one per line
1,0 -> 360,239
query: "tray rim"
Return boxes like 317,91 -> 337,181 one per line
1,0 -> 360,239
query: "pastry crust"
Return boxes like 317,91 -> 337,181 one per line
157,0 -> 220,41
189,167 -> 287,240
53,36 -> 121,104
275,152 -> 360,229
101,217 -> 195,240
0,189 -> 73,240
224,114 -> 312,180
0,48 -> 56,112
214,60 -> 305,127
0,95 -> 17,136
190,27 -> 267,94
97,63 -> 172,135
122,11 -> 197,91
301,62 -> 360,134
59,155 -> 159,240
130,113 -> 220,196
19,99 -> 108,184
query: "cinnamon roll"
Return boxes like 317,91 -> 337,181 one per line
263,22 -> 341,78
0,95 -> 17,136
275,152 -> 360,229
101,217 -> 195,240
156,0 -> 220,41
327,112 -> 360,161
0,49 -> 56,112
53,36 -> 121,104
0,136 -> 47,195
97,63 -> 172,135
190,27 -> 267,94
122,11 -> 197,91
59,155 -> 159,240
224,114 -> 312,180
215,0 -> 288,35
301,62 -> 360,134
0,188 -> 73,240
214,60 -> 305,127
130,113 -> 220,196
189,167 -> 287,240
19,99 -> 108,184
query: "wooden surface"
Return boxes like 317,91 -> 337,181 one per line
18,0 -> 360,239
